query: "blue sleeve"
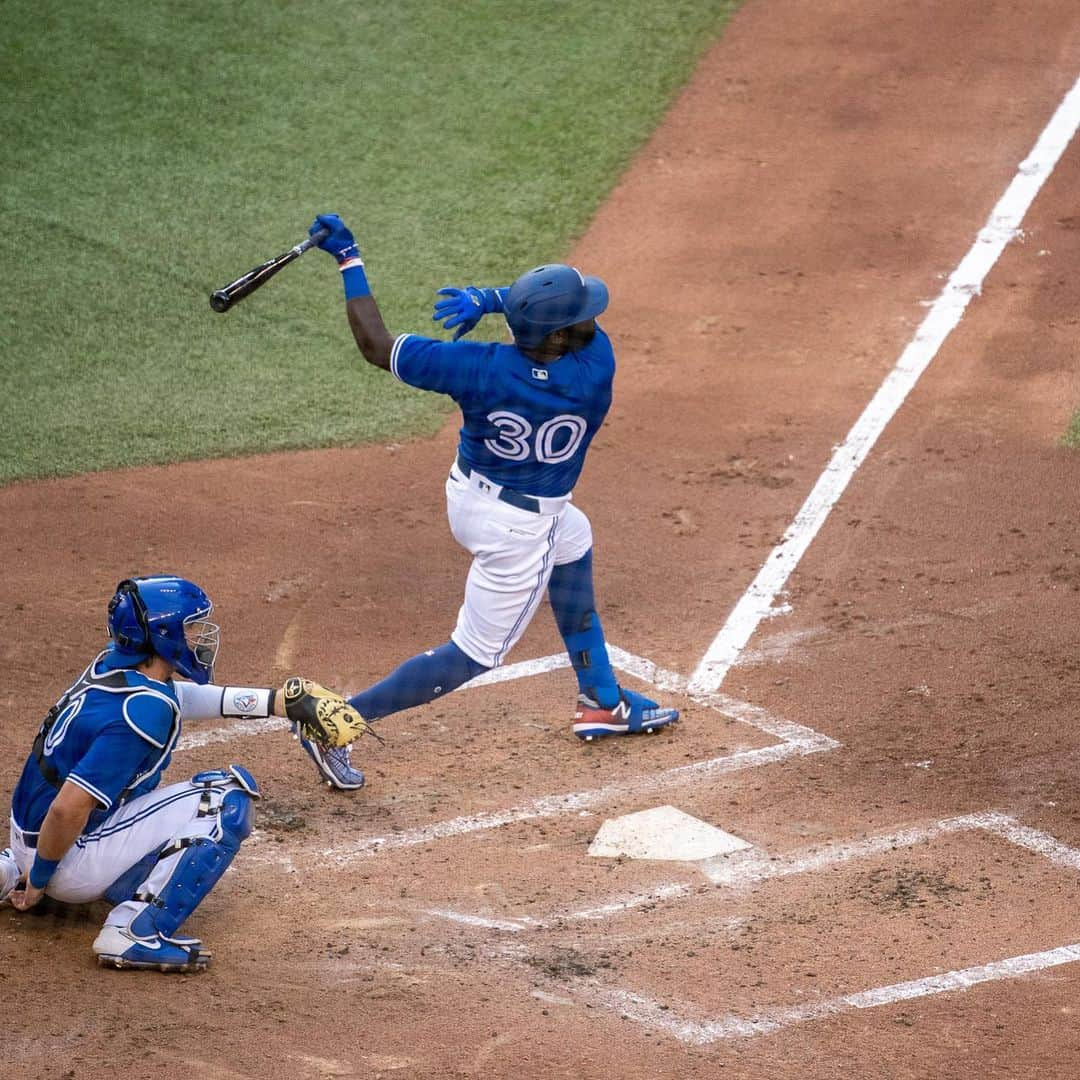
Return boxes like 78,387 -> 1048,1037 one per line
66,726 -> 161,810
389,334 -> 491,401
66,693 -> 176,810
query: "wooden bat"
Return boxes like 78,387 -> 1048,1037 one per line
209,226 -> 331,313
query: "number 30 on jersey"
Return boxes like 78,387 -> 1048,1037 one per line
484,411 -> 587,464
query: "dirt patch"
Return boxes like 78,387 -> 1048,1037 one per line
850,866 -> 984,911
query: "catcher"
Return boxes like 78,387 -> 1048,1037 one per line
0,575 -> 369,973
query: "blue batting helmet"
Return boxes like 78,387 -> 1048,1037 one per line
503,264 -> 609,348
107,576 -> 220,684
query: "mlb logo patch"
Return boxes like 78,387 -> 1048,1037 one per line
231,692 -> 258,713
531,368 -> 549,381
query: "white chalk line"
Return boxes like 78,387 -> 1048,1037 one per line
177,672 -> 837,865
177,715 -> 290,750
701,810 -> 1080,886
421,909 -> 541,933
423,882 -> 698,933
559,812 -> 1080,1042
414,813 -> 1080,934
321,734 -> 831,863
689,71 -> 1080,696
979,813 -> 1080,872
587,943 -> 1080,1044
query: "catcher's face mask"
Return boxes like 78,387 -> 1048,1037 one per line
108,576 -> 220,684
183,615 -> 221,683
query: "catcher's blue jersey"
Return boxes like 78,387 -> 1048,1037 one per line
11,647 -> 181,835
390,326 -> 615,497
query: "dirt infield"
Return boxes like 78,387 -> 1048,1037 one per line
4,2 -> 1080,1078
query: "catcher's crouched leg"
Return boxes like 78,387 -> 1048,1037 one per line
93,766 -> 259,973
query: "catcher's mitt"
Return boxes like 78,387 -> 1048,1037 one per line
283,677 -> 374,748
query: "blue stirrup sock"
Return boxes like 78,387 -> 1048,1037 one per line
548,550 -> 620,708
348,640 -> 488,721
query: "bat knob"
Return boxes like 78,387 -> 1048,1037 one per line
209,291 -> 232,313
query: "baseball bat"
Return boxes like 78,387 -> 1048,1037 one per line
209,226 -> 331,313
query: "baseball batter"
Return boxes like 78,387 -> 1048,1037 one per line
0,575 -> 365,971
295,213 -> 679,790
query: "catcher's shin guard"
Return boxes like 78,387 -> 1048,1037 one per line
106,772 -> 258,946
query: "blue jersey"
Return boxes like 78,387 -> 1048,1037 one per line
10,647 -> 181,835
390,325 -> 616,498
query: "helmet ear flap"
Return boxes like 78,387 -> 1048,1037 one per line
109,579 -> 151,651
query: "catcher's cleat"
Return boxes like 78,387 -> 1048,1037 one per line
93,924 -> 211,973
573,689 -> 680,741
0,848 -> 19,903
293,723 -> 366,790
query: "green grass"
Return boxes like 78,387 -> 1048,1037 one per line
0,0 -> 737,483
1063,410 -> 1080,449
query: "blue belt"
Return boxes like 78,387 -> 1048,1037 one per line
456,454 -> 541,514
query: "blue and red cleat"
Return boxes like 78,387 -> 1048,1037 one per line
573,688 -> 679,741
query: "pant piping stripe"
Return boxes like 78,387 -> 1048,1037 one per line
495,517 -> 559,666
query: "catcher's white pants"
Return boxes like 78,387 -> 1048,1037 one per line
446,459 -> 592,668
8,777 -> 237,905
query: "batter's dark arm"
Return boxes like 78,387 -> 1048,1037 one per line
345,295 -> 394,371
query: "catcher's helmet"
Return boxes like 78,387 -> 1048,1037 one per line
107,576 -> 219,684
504,264 -> 608,349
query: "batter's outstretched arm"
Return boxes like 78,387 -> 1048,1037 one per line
309,213 -> 394,372
345,295 -> 393,371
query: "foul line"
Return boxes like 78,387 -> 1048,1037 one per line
689,72 -> 1080,695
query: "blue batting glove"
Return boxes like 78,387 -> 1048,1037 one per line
433,286 -> 507,340
310,213 -> 362,265
433,286 -> 485,340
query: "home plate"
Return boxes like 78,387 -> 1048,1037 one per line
587,806 -> 752,861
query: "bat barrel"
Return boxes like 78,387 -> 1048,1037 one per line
208,225 -> 332,314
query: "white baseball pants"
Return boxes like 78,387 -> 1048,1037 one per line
446,459 -> 593,668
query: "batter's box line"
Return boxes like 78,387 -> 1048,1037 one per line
701,809 -> 1080,886
175,645 -> 832,753
539,812 -> 1080,1043
197,647 -> 838,866
577,945 -> 1080,1045
314,696 -> 836,864
422,811 -> 1080,933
